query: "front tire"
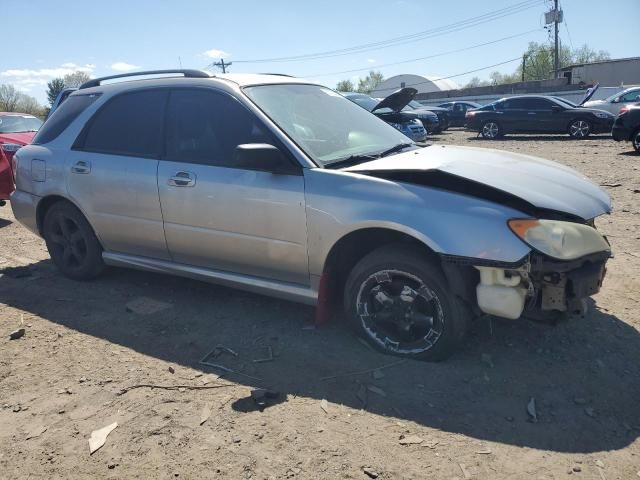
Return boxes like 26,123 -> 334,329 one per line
344,245 -> 468,361
481,121 -> 502,139
632,128 -> 640,153
568,119 -> 591,138
42,202 -> 104,280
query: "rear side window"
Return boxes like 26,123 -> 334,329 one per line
32,94 -> 100,145
75,90 -> 166,158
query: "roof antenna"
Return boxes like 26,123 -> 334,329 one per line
178,56 -> 183,68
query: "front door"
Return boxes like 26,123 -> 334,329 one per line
157,88 -> 309,285
67,89 -> 170,260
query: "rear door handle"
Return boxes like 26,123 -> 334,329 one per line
168,171 -> 196,187
71,160 -> 91,174
528,112 -> 536,115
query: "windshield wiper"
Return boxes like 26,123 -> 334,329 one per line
378,143 -> 414,158
325,153 -> 379,169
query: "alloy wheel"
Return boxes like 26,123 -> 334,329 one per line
355,269 -> 445,355
569,120 -> 590,138
633,131 -> 640,153
482,122 -> 499,139
47,214 -> 88,270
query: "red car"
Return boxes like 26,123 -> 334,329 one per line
0,112 -> 43,204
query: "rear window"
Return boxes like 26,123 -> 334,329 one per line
33,94 -> 100,145
75,90 -> 166,158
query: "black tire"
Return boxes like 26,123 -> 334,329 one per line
480,120 -> 502,139
344,245 -> 468,361
568,118 -> 591,138
42,201 -> 104,280
632,128 -> 640,153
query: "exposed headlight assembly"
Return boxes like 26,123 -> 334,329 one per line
1,143 -> 22,153
508,219 -> 610,260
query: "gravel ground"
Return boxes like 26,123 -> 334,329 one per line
0,129 -> 639,479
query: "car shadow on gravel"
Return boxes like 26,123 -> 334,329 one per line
1,259 -> 638,454
468,135 -> 610,142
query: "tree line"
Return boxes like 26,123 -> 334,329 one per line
0,71 -> 91,118
336,43 -> 611,94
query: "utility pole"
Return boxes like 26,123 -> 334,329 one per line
554,0 -> 559,78
213,59 -> 232,73
522,55 -> 527,82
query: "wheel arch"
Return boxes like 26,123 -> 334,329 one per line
36,195 -> 103,247
316,226 -> 443,322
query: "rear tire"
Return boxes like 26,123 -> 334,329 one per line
42,202 -> 104,280
481,121 -> 502,139
568,119 -> 591,138
344,245 -> 468,361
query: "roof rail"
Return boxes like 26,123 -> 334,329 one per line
257,73 -> 296,77
79,69 -> 211,89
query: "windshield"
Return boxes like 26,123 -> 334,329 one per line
408,100 -> 423,108
0,114 -> 43,133
244,84 -> 410,166
552,97 -> 578,107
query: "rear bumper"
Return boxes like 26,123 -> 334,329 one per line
611,124 -> 632,141
10,189 -> 40,236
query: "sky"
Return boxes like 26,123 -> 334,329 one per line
2,0 -> 639,104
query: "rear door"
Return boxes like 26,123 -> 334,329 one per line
157,88 -> 309,284
67,89 -> 170,260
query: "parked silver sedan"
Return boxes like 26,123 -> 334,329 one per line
11,70 -> 612,360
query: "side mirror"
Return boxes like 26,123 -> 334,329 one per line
611,97 -> 620,103
551,105 -> 563,113
233,144 -> 298,175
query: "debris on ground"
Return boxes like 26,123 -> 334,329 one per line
9,328 -> 25,340
527,397 -> 538,423
168,366 -> 175,374
476,449 -> 492,454
459,462 -> 472,479
367,385 -> 386,397
320,359 -> 406,381
199,405 -> 211,426
585,407 -> 596,418
398,434 -> 423,445
57,387 -> 73,395
363,466 -> 379,478
250,389 -> 280,411
320,399 -> 329,414
600,182 -> 622,188
252,346 -> 273,363
26,425 -> 47,440
89,422 -> 118,455
125,297 -> 172,315
595,459 -> 604,468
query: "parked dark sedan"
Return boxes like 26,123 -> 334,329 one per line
404,100 -> 450,132
612,102 -> 640,153
437,100 -> 481,127
465,95 -> 615,139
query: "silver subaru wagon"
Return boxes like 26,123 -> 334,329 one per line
11,70 -> 612,360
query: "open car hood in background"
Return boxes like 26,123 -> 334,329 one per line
344,144 -> 611,220
373,87 -> 417,113
579,83 -> 599,105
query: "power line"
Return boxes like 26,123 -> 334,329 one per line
303,29 -> 543,78
371,57 -> 523,93
232,0 -> 544,64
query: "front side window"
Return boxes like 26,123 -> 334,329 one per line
0,114 -> 43,134
77,90 -> 166,158
164,89 -> 273,167
244,84 -> 410,166
620,90 -> 640,102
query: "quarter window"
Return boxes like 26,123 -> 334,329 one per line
164,89 -> 274,167
33,94 -> 100,144
77,90 -> 166,158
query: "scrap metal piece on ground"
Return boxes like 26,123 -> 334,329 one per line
89,422 -> 118,455
125,297 -> 172,315
199,405 -> 211,425
9,328 -> 25,340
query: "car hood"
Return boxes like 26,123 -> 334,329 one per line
373,87 -> 417,113
0,131 -> 35,145
344,145 -> 611,220
579,83 -> 599,105
582,99 -> 605,108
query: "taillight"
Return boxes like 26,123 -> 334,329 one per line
619,106 -> 629,115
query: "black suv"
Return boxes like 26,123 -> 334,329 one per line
465,95 -> 615,139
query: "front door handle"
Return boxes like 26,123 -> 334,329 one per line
71,160 -> 91,174
168,171 -> 196,187
528,112 -> 536,115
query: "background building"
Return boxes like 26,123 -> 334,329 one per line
370,74 -> 459,98
558,57 -> 640,86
